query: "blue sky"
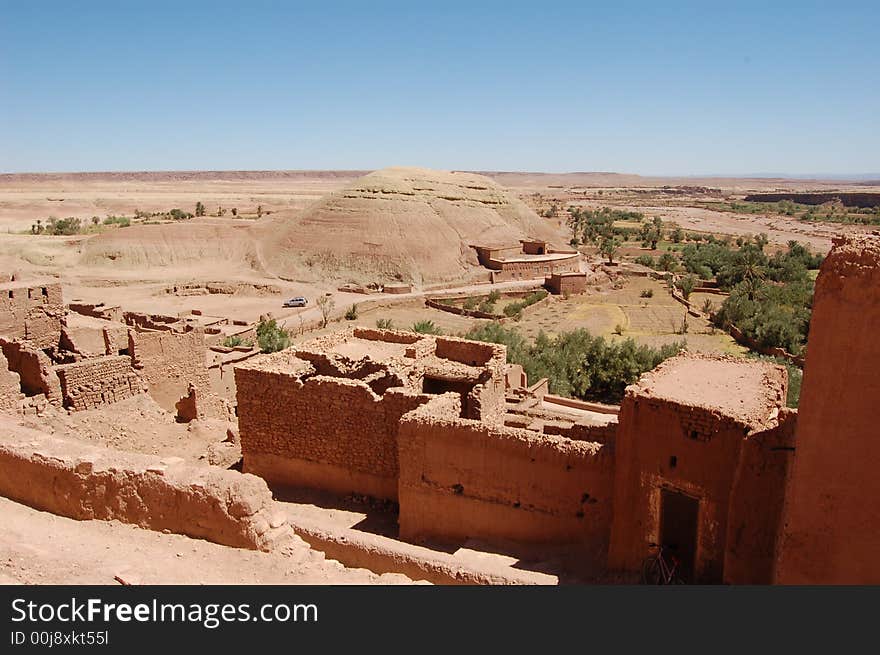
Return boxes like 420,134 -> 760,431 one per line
1,1 -> 877,175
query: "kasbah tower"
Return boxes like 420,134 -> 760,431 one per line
775,235 -> 880,583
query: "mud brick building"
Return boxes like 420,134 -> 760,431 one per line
471,240 -> 581,282
607,355 -> 794,584
544,272 -> 588,296
235,328 -> 508,500
0,279 -> 64,348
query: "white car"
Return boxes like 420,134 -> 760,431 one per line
283,296 -> 308,308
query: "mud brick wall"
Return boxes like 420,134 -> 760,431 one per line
54,355 -> 144,411
236,367 -> 431,500
0,350 -> 22,410
544,273 -> 587,296
0,418 -> 294,551
398,398 -> 615,566
776,236 -> 880,584
491,256 -> 581,282
129,327 -> 210,411
0,338 -> 62,403
724,408 -> 797,585
0,282 -> 64,348
607,396 -> 769,583
543,420 -> 617,446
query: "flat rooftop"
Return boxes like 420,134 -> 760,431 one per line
628,354 -> 787,428
493,252 -> 578,264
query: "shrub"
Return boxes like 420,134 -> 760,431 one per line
658,252 -> 677,271
675,275 -> 697,300
487,290 -> 501,303
316,295 -> 335,327
640,288 -> 654,298
412,320 -> 443,335
103,215 -> 131,227
256,319 -> 291,353
43,217 -> 83,235
465,324 -> 685,403
478,300 -> 496,314
634,255 -> 655,267
344,304 -> 359,320
376,318 -> 394,329
222,335 -> 253,348
462,297 -> 478,310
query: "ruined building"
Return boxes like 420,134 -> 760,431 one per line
233,235 -> 880,583
0,277 -> 225,420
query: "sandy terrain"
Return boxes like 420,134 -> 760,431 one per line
0,496 -> 412,585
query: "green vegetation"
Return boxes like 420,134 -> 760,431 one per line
255,319 -> 291,353
674,274 -> 697,300
344,304 -> 359,320
316,295 -> 335,328
634,254 -> 654,268
465,323 -> 685,403
462,297 -> 478,310
376,318 -> 394,329
658,252 -> 677,271
686,239 -> 823,355
195,202 -> 206,217
639,288 -> 654,298
502,289 -> 549,319
639,216 -> 664,249
222,335 -> 253,348
412,320 -> 443,335
696,199 -> 880,225
103,215 -> 131,227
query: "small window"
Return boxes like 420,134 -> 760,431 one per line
41,287 -> 48,297
669,456 -> 678,469
7,291 -> 12,299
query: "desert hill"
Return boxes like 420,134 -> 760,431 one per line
257,167 -> 563,285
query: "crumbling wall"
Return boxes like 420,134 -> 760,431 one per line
54,355 -> 144,411
776,236 -> 880,584
0,338 -> 62,403
724,408 -> 797,585
0,282 -> 64,348
542,420 -> 617,446
0,350 -> 22,410
236,365 -> 431,500
128,327 -> 211,411
398,397 -> 615,567
0,418 -> 293,551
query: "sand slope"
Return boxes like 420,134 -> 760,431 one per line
258,167 -> 562,285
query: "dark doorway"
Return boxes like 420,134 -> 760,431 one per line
421,376 -> 473,418
659,488 -> 699,583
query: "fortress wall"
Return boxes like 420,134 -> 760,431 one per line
0,418 -> 291,551
236,367 -> 431,500
776,236 -> 880,584
398,398 -> 614,565
128,327 -> 211,411
724,408 -> 797,585
54,355 -> 144,411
